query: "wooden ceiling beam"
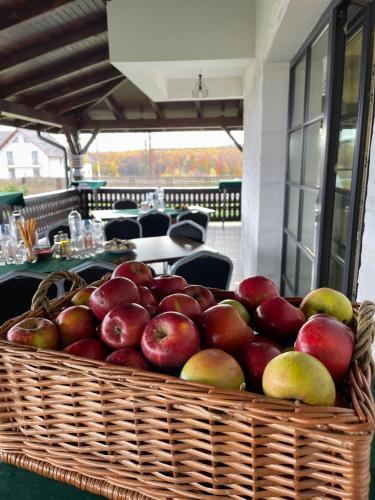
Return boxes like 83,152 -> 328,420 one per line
0,18 -> 107,74
78,116 -> 243,132
28,68 -> 123,108
0,0 -> 74,31
149,100 -> 164,119
79,79 -> 128,114
105,96 -> 125,120
238,99 -> 243,117
195,101 -> 203,119
2,46 -> 109,97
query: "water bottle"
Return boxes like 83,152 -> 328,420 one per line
9,211 -> 24,242
68,210 -> 83,257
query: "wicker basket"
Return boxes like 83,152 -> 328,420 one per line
0,270 -> 374,499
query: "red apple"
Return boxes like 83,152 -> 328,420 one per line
234,276 -> 279,311
63,338 -> 106,361
106,348 -> 151,371
241,341 -> 281,392
89,277 -> 140,320
295,313 -> 354,381
138,286 -> 158,316
253,334 -> 281,348
71,286 -> 97,306
56,305 -> 97,347
182,285 -> 216,311
253,297 -> 305,346
156,293 -> 202,322
7,317 -> 59,350
100,303 -> 151,349
149,274 -> 188,299
141,312 -> 200,369
112,260 -> 153,286
200,304 -> 254,354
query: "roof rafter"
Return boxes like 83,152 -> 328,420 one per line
195,101 -> 203,119
105,96 -> 125,120
0,0 -> 74,31
0,18 -> 107,74
149,100 -> 164,119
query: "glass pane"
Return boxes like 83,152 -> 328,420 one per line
285,236 -> 297,292
304,121 -> 324,187
328,257 -> 344,292
342,30 -> 362,116
291,56 -> 306,127
308,27 -> 329,119
283,282 -> 294,297
301,190 -> 320,255
335,117 -> 357,190
288,129 -> 303,182
298,250 -> 313,296
287,186 -> 299,237
330,191 -> 350,262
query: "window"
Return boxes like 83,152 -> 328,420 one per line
31,151 -> 39,165
6,151 -> 14,165
33,167 -> 40,176
8,168 -> 15,179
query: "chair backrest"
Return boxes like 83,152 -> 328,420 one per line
176,210 -> 209,230
0,271 -> 59,325
48,224 -> 70,246
137,211 -> 171,237
104,218 -> 142,240
167,220 -> 206,243
170,251 -> 233,290
112,199 -> 138,209
64,260 -> 116,291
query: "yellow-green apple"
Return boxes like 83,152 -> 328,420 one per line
71,286 -> 97,306
89,277 -> 140,320
156,293 -> 202,322
63,338 -> 106,361
182,285 -> 216,311
299,287 -> 353,323
219,298 -> 250,324
253,297 -> 305,346
240,341 -> 281,392
141,312 -> 200,369
295,313 -> 354,381
200,304 -> 254,354
100,303 -> 151,349
262,351 -> 336,406
106,347 -> 151,371
234,276 -> 279,311
149,274 -> 188,299
112,260 -> 153,286
180,348 -> 245,390
138,285 -> 158,316
7,317 -> 59,349
56,305 -> 97,347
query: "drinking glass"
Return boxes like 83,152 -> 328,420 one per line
82,219 -> 95,257
6,240 -> 24,264
92,220 -> 105,254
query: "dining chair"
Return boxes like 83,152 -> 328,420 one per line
167,220 -> 206,243
170,251 -> 233,290
104,218 -> 142,240
137,211 -> 171,237
64,260 -> 116,291
0,271 -> 59,325
112,199 -> 138,209
48,224 -> 70,246
176,210 -> 210,230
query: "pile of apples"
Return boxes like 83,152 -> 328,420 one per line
7,261 -> 355,407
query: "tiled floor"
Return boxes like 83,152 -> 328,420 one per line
205,221 -> 243,289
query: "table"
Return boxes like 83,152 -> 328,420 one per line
91,206 -> 215,222
0,236 -> 216,276
71,180 -> 107,209
218,179 -> 242,226
0,191 -> 25,208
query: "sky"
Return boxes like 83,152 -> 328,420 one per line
0,125 -> 243,152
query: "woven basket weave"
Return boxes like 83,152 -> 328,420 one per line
0,270 -> 374,499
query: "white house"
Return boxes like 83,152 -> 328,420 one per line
0,129 -> 65,179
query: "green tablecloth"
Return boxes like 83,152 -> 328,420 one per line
0,191 -> 25,207
218,179 -> 242,191
71,180 -> 107,190
91,207 -> 182,221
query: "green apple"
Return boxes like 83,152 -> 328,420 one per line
219,299 -> 250,324
180,348 -> 245,390
299,287 -> 353,324
262,351 -> 335,406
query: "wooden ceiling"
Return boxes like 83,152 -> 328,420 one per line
0,0 -> 243,134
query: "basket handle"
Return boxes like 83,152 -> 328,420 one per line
31,270 -> 87,315
352,300 -> 375,380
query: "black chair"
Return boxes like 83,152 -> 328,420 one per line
0,271 -> 59,325
137,211 -> 171,237
176,210 -> 209,230
112,199 -> 138,209
104,218 -> 142,240
167,220 -> 206,243
48,224 -> 70,246
170,251 -> 233,290
64,261 -> 116,291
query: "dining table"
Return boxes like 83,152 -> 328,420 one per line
91,205 -> 215,222
0,235 -> 217,277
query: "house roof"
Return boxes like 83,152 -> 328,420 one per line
0,0 -> 242,134
0,128 -> 64,157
